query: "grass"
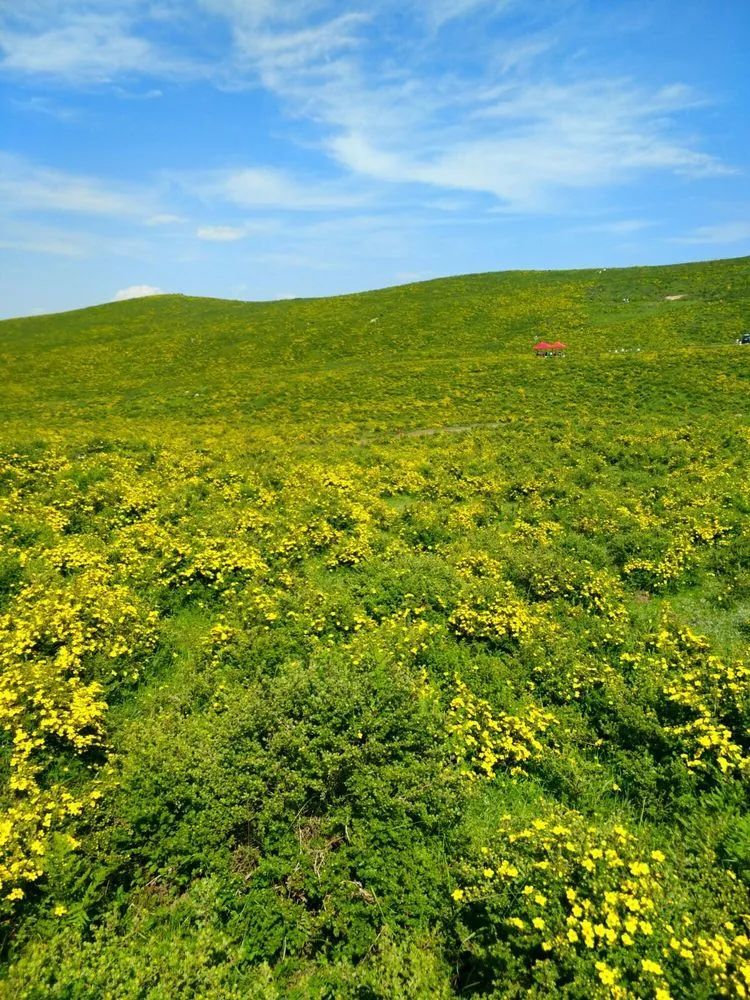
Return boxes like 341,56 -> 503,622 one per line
0,256 -> 749,998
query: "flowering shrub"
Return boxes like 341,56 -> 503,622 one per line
0,569 -> 158,905
448,677 -> 556,779
642,619 -> 750,779
453,812 -> 750,998
1,257 -> 750,994
449,585 -> 542,650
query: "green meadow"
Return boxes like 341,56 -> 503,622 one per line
1,256 -> 749,997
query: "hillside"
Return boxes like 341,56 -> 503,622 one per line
1,256 -> 749,443
1,257 -> 750,998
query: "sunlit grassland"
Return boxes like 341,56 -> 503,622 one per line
0,257 -> 749,998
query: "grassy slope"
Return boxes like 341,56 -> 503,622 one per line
1,257 -> 750,998
1,257 -> 748,442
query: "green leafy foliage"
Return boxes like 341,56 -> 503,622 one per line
1,258 -> 750,997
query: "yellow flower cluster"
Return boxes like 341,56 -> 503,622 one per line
511,518 -> 563,548
454,812 -> 750,997
344,607 -> 440,672
163,536 -> 268,592
646,620 -> 749,778
449,586 -> 541,650
0,568 -> 158,904
624,515 -> 730,592
448,677 -> 555,779
687,929 -> 750,997
529,563 -> 626,624
533,655 -> 617,702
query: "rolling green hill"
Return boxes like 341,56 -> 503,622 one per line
1,256 -> 748,443
1,257 -> 750,998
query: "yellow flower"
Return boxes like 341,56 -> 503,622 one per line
641,959 -> 663,975
629,861 -> 650,877
451,888 -> 464,902
595,962 -> 618,986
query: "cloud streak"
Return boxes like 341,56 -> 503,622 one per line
0,1 -> 209,83
673,222 -> 750,245
185,166 -> 365,211
199,3 -> 732,211
196,225 -> 248,241
0,2 -> 734,215
0,153 -> 152,217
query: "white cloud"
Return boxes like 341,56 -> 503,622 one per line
0,235 -> 85,257
0,218 -> 167,259
113,284 -> 165,300
324,77 -> 731,210
1,18 -> 150,79
11,95 -> 81,120
147,213 -> 187,226
187,166 -> 364,211
196,225 -> 247,241
672,222 -> 750,245
0,153 -> 150,216
579,219 -> 653,235
421,0 -> 510,30
0,0 -> 735,222
0,8 -> 198,83
199,2 -> 367,78
194,3 -> 731,212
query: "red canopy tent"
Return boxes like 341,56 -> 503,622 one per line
549,341 -> 567,352
533,341 -> 553,355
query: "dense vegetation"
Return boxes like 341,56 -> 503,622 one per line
1,257 -> 749,998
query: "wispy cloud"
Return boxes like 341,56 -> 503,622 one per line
185,166 -> 365,211
0,218 -> 153,258
10,95 -> 82,121
147,213 -> 187,226
324,78 -> 731,211
577,219 -> 653,235
672,222 -> 750,245
196,224 -> 248,241
0,0 -> 198,84
0,2 -> 734,215
420,0 -> 513,30
0,234 -> 86,258
196,4 -> 732,211
113,284 -> 165,300
0,153 -> 151,217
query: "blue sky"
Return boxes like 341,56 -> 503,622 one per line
0,0 -> 748,318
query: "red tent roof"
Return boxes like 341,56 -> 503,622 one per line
549,341 -> 567,349
533,341 -> 552,350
